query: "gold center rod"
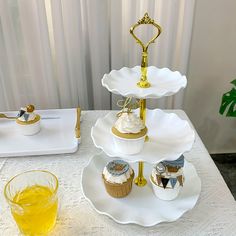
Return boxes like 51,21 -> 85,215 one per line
134,99 -> 147,187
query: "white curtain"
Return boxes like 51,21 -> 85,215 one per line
0,0 -> 195,111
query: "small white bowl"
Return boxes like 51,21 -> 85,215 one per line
150,176 -> 182,201
112,132 -> 145,155
17,119 -> 41,136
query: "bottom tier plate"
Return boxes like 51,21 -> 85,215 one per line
81,152 -> 201,227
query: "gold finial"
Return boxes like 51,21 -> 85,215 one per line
130,13 -> 162,88
26,104 -> 35,112
138,12 -> 154,25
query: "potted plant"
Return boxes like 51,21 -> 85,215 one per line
219,79 -> 236,117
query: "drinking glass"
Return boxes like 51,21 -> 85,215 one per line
4,170 -> 58,235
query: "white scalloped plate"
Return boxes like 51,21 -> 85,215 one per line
81,153 -> 201,227
91,109 -> 195,164
102,66 -> 187,99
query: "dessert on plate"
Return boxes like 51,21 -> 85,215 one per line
111,102 -> 147,155
16,105 -> 41,136
150,155 -> 185,200
102,160 -> 134,198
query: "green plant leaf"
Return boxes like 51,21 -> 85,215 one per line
226,100 -> 236,116
231,79 -> 236,86
219,87 -> 236,117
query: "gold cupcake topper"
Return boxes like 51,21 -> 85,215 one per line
17,104 -> 35,121
130,12 -> 162,88
26,104 -> 35,113
117,97 -> 139,117
113,164 -> 125,171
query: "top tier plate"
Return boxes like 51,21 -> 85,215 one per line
102,66 -> 187,99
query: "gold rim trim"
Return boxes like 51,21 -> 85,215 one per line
16,114 -> 40,125
111,127 -> 147,139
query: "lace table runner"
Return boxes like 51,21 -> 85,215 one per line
0,110 -> 235,236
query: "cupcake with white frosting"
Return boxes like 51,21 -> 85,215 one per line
16,105 -> 41,136
102,160 -> 134,198
150,155 -> 185,200
111,111 -> 147,155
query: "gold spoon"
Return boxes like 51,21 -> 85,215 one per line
0,105 -> 31,120
1,105 -> 33,120
0,114 -> 16,119
0,113 -> 60,120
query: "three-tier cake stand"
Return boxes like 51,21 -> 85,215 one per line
82,13 -> 201,227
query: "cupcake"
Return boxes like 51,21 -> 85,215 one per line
16,105 -> 41,136
102,160 -> 134,198
111,112 -> 147,155
150,155 -> 184,201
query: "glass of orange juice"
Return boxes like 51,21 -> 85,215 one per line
4,170 -> 58,235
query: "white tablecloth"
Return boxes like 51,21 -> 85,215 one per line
0,110 -> 235,236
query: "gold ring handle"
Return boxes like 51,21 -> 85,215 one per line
130,13 -> 162,88
130,12 -> 162,52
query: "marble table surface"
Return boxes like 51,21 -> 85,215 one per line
0,110 -> 235,236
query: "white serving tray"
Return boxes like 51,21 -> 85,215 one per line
102,66 -> 187,99
82,153 -> 201,227
0,109 -> 79,157
91,109 -> 195,164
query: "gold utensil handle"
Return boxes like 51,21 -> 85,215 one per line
0,113 -> 16,119
75,107 -> 81,138
0,113 -> 60,120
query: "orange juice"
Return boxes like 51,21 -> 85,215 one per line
12,185 -> 58,235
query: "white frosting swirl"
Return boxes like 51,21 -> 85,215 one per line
103,166 -> 133,184
114,112 -> 145,134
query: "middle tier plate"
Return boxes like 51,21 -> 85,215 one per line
91,109 -> 195,163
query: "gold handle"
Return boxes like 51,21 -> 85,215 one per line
130,12 -> 162,88
75,107 -> 81,139
0,113 -> 16,119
